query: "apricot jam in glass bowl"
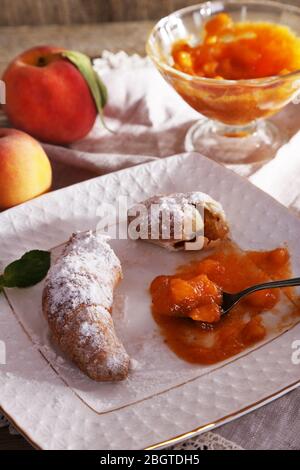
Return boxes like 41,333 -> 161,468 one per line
146,1 -> 300,164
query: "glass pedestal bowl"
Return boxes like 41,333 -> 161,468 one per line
146,0 -> 300,164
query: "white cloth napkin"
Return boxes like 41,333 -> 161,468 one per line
250,132 -> 300,214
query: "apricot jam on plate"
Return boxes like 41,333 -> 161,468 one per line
150,243 -> 296,365
172,13 -> 300,80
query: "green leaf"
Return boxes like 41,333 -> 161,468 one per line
0,275 -> 4,293
95,71 -> 108,108
62,50 -> 110,129
2,251 -> 51,289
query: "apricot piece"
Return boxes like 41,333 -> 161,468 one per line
170,278 -> 196,304
196,259 -> 226,279
241,317 -> 266,345
150,275 -> 168,294
268,248 -> 289,267
204,13 -> 233,36
174,51 -> 193,69
191,274 -> 221,301
246,289 -> 278,310
189,304 -> 221,323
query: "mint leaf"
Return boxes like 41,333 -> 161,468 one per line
2,251 -> 51,289
62,50 -> 109,128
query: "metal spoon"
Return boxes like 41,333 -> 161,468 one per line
221,277 -> 300,315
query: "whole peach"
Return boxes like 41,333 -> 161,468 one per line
0,128 -> 52,210
2,46 -> 98,144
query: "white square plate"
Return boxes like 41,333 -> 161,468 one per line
0,152 -> 299,450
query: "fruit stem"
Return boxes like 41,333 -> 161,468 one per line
37,57 -> 47,67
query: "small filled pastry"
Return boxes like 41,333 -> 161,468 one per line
43,231 -> 130,382
128,192 -> 229,250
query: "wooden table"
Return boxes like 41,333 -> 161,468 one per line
0,21 -> 152,75
0,20 -> 153,451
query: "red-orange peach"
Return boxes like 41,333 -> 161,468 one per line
0,128 -> 52,210
2,46 -> 98,144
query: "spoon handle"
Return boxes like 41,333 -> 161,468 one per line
237,277 -> 300,300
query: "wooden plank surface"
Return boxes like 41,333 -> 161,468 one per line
0,0 -> 168,26
0,21 -> 153,75
0,0 -> 300,26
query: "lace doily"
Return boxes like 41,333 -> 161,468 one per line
0,415 -> 19,436
169,432 -> 243,450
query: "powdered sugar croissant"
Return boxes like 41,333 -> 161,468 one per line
128,192 -> 229,251
42,231 -> 130,381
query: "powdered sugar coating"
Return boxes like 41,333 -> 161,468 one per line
128,192 -> 228,250
43,232 -> 130,381
157,192 -> 226,219
46,232 -> 122,323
